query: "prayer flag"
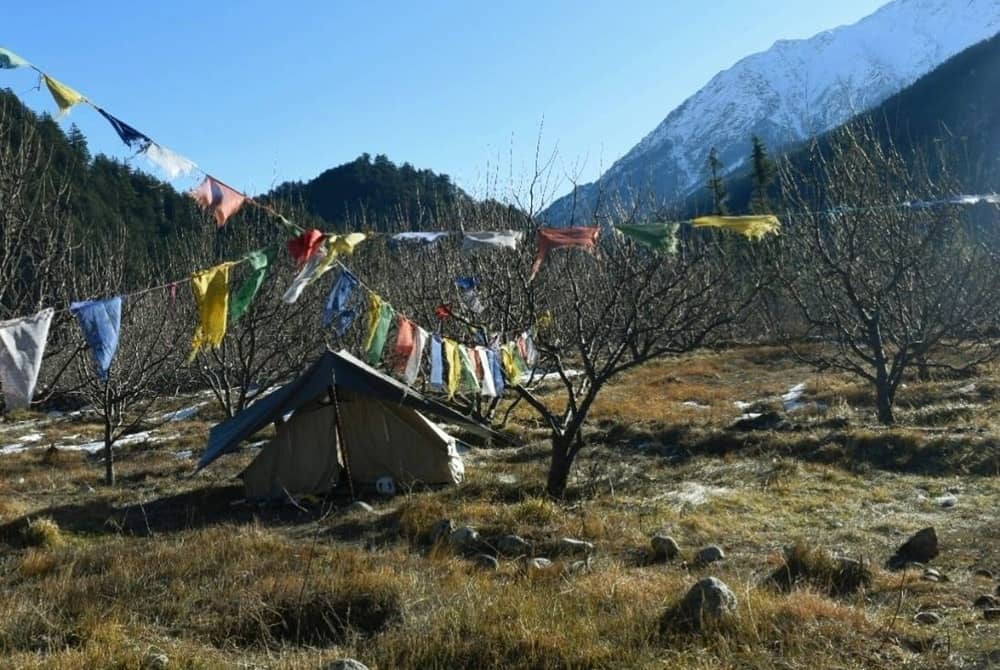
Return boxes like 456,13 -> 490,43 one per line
462,230 -> 524,253
230,248 -> 274,323
287,228 -> 325,266
191,176 -> 247,227
43,74 -> 86,117
404,325 -> 428,385
616,223 -> 679,253
430,334 -> 445,390
444,338 -> 461,399
190,263 -> 233,358
531,227 -> 600,279
323,269 -> 359,334
70,297 -> 122,383
435,304 -> 452,320
390,231 -> 449,247
691,215 -> 780,240
476,347 -> 496,397
364,294 -> 395,365
489,348 -> 505,396
455,276 -> 484,314
0,308 -> 54,410
96,108 -> 152,152
328,232 -> 367,255
143,142 -> 198,180
458,345 -> 480,394
0,47 -> 29,69
500,343 -> 523,387
392,317 -> 415,375
518,331 -> 538,366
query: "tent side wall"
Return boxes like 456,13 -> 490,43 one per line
241,403 -> 342,500
336,388 -> 464,486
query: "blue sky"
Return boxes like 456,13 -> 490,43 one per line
4,0 -> 884,199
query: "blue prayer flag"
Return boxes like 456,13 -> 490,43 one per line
323,269 -> 359,334
70,297 -> 122,382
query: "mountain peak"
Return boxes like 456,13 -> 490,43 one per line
545,0 -> 1000,223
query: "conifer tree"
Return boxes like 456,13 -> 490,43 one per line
706,147 -> 728,215
750,135 -> 776,214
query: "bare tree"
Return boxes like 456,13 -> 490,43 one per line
770,123 -> 1000,424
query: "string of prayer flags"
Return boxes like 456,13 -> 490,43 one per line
190,263 -> 234,359
531,227 -> 601,279
616,223 -> 679,254
444,339 -> 461,399
230,248 -> 275,323
42,74 -> 86,117
323,269 -> 359,334
364,294 -> 395,365
96,108 -> 152,152
0,47 -> 29,69
283,234 -> 366,304
692,215 -> 780,240
455,276 -> 484,314
287,229 -> 325,266
0,308 -> 54,410
430,335 -> 445,390
70,297 -> 122,382
191,176 -> 247,227
144,142 -> 198,180
390,232 -> 449,247
462,230 -> 524,254
475,347 -> 496,397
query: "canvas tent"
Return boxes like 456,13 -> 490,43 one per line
199,349 -> 508,499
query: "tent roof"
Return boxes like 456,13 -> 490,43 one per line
198,349 -> 514,470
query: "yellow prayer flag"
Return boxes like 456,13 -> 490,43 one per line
43,74 -> 86,118
500,344 -> 521,388
444,338 -> 461,399
692,215 -> 780,240
190,263 -> 234,359
329,232 -> 366,255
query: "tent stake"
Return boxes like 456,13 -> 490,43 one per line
329,384 -> 355,501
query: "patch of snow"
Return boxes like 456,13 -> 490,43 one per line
174,449 -> 194,460
782,383 -> 808,412
156,402 -> 208,423
738,412 -> 763,421
521,368 -> 583,386
957,383 -> 976,395
683,401 -> 710,410
659,481 -> 731,507
733,401 -> 753,410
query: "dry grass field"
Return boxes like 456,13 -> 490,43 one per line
1,345 -> 998,669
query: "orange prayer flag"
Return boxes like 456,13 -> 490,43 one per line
530,227 -> 601,278
190,176 -> 247,227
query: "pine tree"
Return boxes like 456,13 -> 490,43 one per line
750,135 -> 776,214
706,147 -> 728,215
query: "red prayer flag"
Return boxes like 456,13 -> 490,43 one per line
190,176 -> 247,227
434,304 -> 453,320
392,317 -> 415,374
287,228 -> 325,266
530,227 -> 601,279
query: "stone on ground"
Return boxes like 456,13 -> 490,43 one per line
496,534 -> 531,556
914,611 -> 942,625
651,534 -> 680,561
430,519 -> 455,544
887,527 -> 939,569
325,661 -> 370,670
673,577 -> 738,629
473,553 -> 500,570
696,545 -> 725,565
558,537 -> 594,556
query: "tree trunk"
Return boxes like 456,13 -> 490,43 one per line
545,435 -> 575,498
876,381 -> 895,425
103,418 -> 115,486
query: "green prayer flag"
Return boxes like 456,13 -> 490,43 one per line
230,248 -> 275,323
366,301 -> 395,365
616,223 -> 679,254
457,345 -> 481,393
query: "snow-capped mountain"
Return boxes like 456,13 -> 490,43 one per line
544,0 -> 1000,223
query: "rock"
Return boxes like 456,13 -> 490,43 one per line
142,653 -> 169,670
346,501 -> 374,514
565,559 -> 591,574
886,527 -> 938,570
449,526 -> 480,549
914,611 -> 942,625
430,519 -> 455,544
695,545 -> 725,565
922,567 -> 945,582
324,661 -> 370,670
973,568 -> 994,579
527,557 -> 553,571
496,534 -> 531,556
676,577 -> 738,626
973,595 -> 999,609
934,494 -> 958,508
985,608 -> 1000,621
651,534 -> 681,561
558,537 -> 594,556
473,554 -> 499,570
